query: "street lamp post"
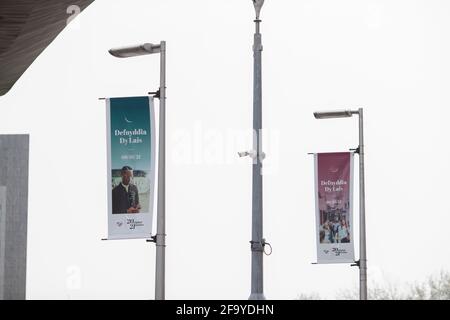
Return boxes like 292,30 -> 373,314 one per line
109,41 -> 167,300
313,108 -> 367,300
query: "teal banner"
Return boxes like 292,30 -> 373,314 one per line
106,96 -> 155,239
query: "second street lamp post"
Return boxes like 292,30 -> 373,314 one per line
313,108 -> 367,300
109,41 -> 167,300
239,0 -> 266,300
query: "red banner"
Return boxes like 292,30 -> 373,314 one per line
314,152 -> 354,263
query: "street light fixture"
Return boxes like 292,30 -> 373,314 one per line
313,110 -> 356,119
109,41 -> 167,301
109,43 -> 161,58
313,108 -> 367,300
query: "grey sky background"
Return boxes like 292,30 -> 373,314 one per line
1,0 -> 450,299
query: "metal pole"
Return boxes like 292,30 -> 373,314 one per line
358,108 -> 367,300
249,12 -> 265,301
155,40 -> 166,300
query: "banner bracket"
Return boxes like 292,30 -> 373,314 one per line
146,235 -> 157,243
350,147 -> 360,154
148,89 -> 161,99
351,260 -> 360,268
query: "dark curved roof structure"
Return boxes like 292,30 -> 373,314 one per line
0,0 -> 94,96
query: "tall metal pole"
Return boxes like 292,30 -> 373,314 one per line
358,108 -> 367,300
155,40 -> 166,300
249,0 -> 265,300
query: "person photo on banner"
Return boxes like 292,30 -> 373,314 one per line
331,216 -> 341,243
320,220 -> 332,244
112,166 -> 141,214
339,219 -> 350,243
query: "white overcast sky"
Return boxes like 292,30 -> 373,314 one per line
1,0 -> 450,299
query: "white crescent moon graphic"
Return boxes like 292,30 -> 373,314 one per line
124,116 -> 133,123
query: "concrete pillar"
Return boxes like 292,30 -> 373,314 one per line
0,135 -> 29,300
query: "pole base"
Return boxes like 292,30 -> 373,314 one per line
249,293 -> 266,300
